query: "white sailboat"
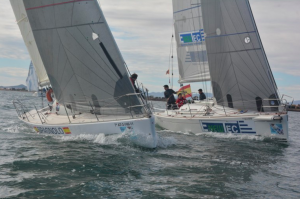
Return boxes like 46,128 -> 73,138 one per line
155,0 -> 292,141
11,0 -> 157,148
26,61 -> 39,92
26,61 -> 46,97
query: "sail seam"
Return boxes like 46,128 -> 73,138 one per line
206,31 -> 256,39
31,22 -> 104,32
207,48 -> 261,54
173,5 -> 201,14
26,0 -> 93,10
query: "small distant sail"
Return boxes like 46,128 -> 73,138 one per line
26,61 -> 38,91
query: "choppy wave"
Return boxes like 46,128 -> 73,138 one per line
1,91 -> 300,198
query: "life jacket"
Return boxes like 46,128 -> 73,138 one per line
46,89 -> 53,102
176,97 -> 186,108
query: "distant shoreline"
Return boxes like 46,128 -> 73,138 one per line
0,89 -> 33,93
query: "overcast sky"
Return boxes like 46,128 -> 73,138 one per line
0,0 -> 299,100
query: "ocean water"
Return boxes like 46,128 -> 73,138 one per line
0,90 -> 300,198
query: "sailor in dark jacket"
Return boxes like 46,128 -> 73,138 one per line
198,89 -> 206,100
130,73 -> 139,93
164,85 -> 177,109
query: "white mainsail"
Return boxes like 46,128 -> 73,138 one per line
173,0 -> 211,83
21,0 -> 142,113
10,0 -> 49,87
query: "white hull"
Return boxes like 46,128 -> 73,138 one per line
17,106 -> 157,149
155,102 -> 289,141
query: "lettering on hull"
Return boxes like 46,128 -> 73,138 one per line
33,127 -> 71,135
114,122 -> 134,133
201,121 -> 256,134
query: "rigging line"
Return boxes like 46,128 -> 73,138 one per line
70,0 -> 75,26
57,58 -> 69,99
58,48 -> 69,84
168,34 -> 171,85
56,40 -> 62,80
233,0 -> 274,92
171,34 -> 174,89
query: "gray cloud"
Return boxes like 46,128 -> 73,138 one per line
1,0 -> 299,92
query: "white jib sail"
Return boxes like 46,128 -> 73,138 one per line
10,0 -> 49,87
173,0 -> 211,83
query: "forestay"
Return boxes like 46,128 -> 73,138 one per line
22,0 -> 142,114
173,0 -> 211,83
201,0 -> 279,111
10,0 -> 49,87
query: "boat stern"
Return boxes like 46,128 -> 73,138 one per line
254,114 -> 289,141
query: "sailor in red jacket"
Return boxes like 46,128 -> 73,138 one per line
176,93 -> 186,108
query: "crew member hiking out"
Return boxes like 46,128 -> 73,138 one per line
130,73 -> 139,93
164,85 -> 177,109
198,89 -> 206,101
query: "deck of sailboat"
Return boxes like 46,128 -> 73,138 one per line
22,109 -> 144,125
154,102 -> 283,121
